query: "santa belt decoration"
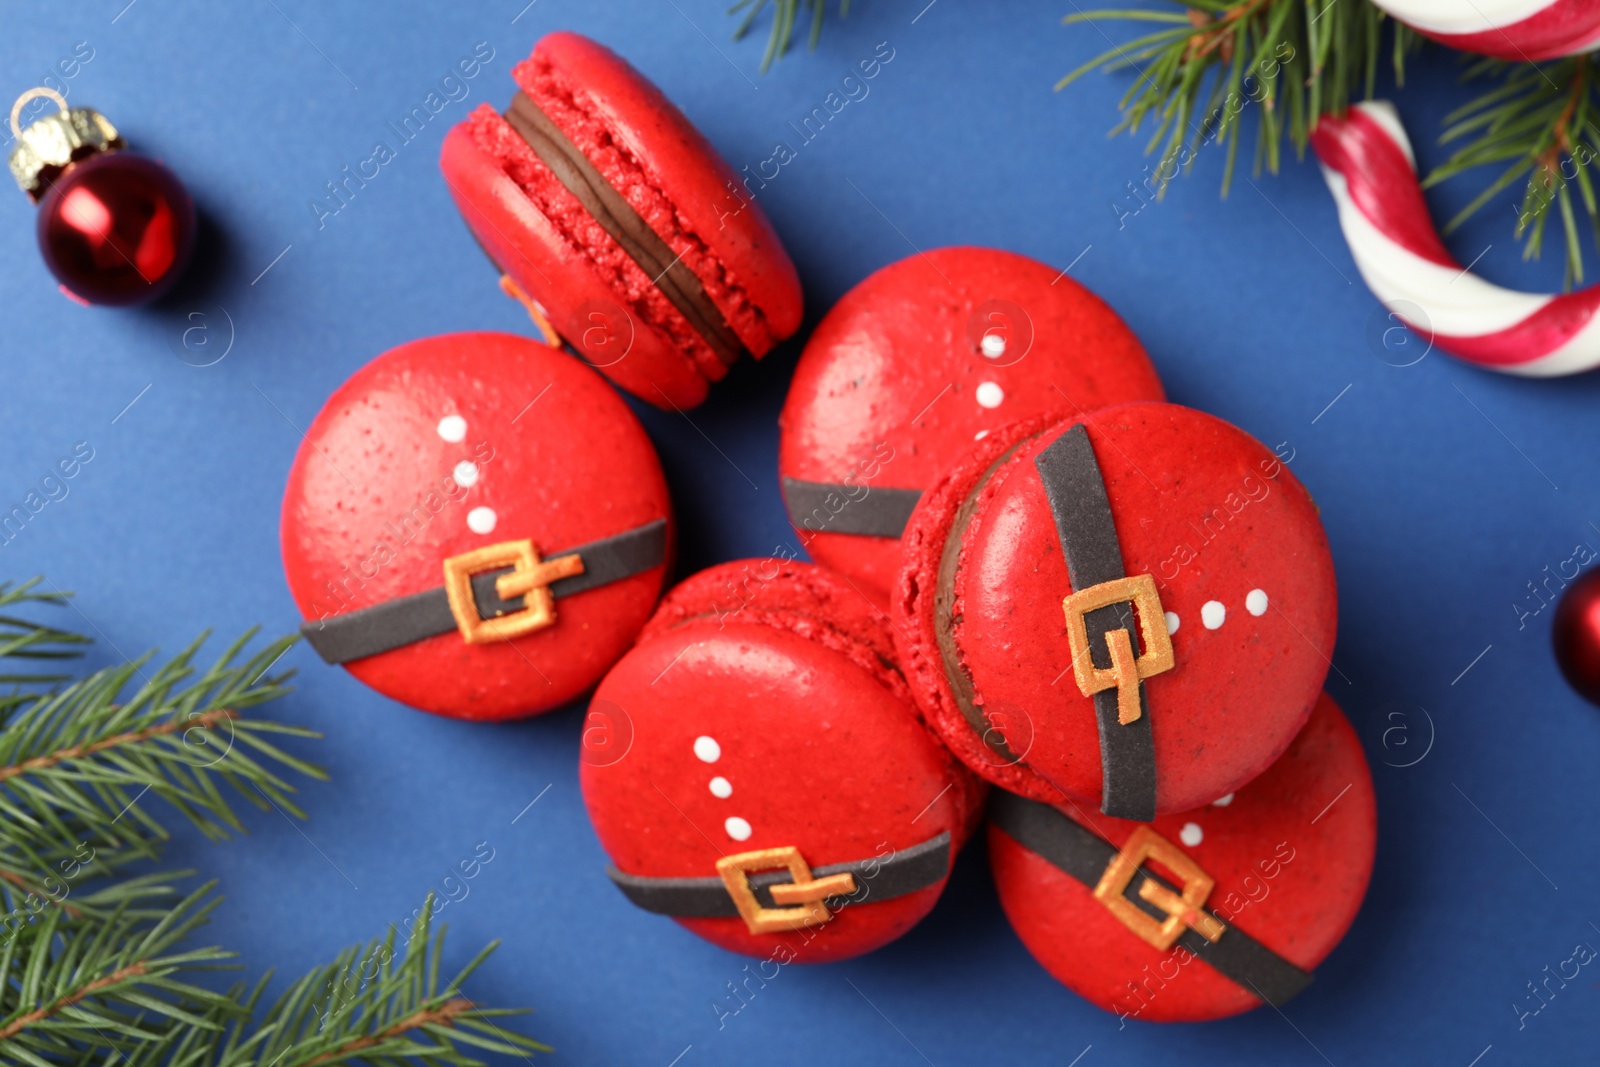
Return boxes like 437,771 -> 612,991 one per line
1034,423 -> 1171,822
990,792 -> 1313,1008
300,518 -> 668,664
607,831 -> 951,935
781,477 -> 921,539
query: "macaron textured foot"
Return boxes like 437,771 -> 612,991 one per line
582,559 -> 983,962
441,31 -> 803,409
280,332 -> 673,721
989,692 -> 1376,1022
894,402 -> 1336,818
779,246 -> 1163,605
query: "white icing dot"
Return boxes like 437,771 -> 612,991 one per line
981,334 -> 1007,359
1179,822 -> 1203,847
1246,589 -> 1269,616
1201,601 -> 1226,630
453,461 -> 480,488
466,506 -> 497,534
974,429 -> 990,441
1164,611 -> 1180,635
725,816 -> 752,841
709,776 -> 732,799
436,415 -> 467,442
1212,793 -> 1235,807
693,735 -> 721,763
975,381 -> 1005,409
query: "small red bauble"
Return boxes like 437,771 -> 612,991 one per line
1552,568 -> 1600,706
9,88 -> 194,306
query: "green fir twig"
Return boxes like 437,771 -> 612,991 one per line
1,887 -> 547,1067
1061,0 -> 1416,195
729,0 -> 851,72
1432,55 -> 1600,285
0,579 -> 91,723
1069,0 -> 1600,284
0,883 -> 244,1062
0,631 -> 324,856
0,587 -> 545,1064
204,902 -> 549,1067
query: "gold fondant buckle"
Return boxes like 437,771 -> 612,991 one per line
442,539 -> 584,644
716,846 -> 858,935
1060,573 -> 1174,725
1093,826 -> 1226,950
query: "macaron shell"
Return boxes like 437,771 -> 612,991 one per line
642,556 -> 900,673
780,247 -> 1163,603
639,559 -> 986,842
953,402 -> 1336,811
894,412 -> 1065,800
440,118 -> 709,409
583,563 -> 973,961
529,31 -> 803,352
989,692 -> 1376,1022
280,332 -> 672,720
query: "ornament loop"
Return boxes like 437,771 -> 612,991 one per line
9,87 -> 68,140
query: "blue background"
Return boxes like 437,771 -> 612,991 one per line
3,2 -> 1598,1064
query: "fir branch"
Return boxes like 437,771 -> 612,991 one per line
3,887 -> 546,1066
0,589 -> 543,1064
0,707 -> 240,783
0,857 -> 194,943
0,631 -> 325,855
0,883 -> 245,1064
1062,0 -> 1416,194
0,863 -> 84,921
1431,55 -> 1600,284
0,961 -> 151,1043
302,999 -> 474,1065
0,580 -> 91,723
730,0 -> 850,72
213,902 -> 547,1067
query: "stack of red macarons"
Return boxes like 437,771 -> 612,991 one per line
279,31 -> 1374,1024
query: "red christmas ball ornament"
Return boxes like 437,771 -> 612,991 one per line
8,88 -> 194,306
1552,568 -> 1600,706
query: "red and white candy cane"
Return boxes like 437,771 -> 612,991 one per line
1368,0 -> 1600,59
1311,100 -> 1600,377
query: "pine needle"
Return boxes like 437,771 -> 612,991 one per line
1070,1 -> 1600,284
0,580 -> 91,724
1431,55 -> 1600,285
1062,0 -> 1417,197
205,901 -> 550,1067
0,586 -> 545,1064
0,631 -> 323,856
729,0 -> 851,72
0,882 -> 242,1062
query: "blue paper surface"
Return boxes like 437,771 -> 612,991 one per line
3,2 -> 1599,1063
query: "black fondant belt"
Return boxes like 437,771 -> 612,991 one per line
1033,424 -> 1170,822
990,792 -> 1312,1008
607,831 -> 952,935
300,518 -> 668,664
781,477 -> 921,538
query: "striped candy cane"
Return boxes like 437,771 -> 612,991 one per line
1311,100 -> 1600,377
1368,0 -> 1600,59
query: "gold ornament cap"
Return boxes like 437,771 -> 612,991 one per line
8,88 -> 123,201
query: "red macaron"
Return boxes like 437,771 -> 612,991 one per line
895,402 -> 1336,820
581,559 -> 983,962
440,31 -> 803,410
778,247 -> 1164,607
280,331 -> 672,721
989,692 -> 1376,1022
